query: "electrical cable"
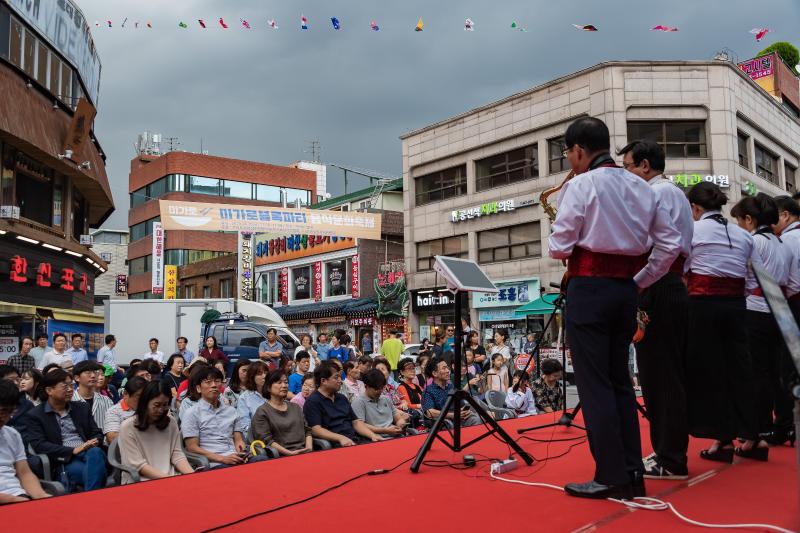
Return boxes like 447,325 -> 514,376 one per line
489,470 -> 795,533
201,455 -> 415,532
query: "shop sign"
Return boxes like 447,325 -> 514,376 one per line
479,309 -> 519,322
7,255 -> 89,295
313,261 -> 323,301
451,199 -> 515,223
739,54 -> 774,81
351,255 -> 360,298
351,317 -> 374,326
0,336 -> 19,358
377,261 -> 405,287
237,232 -> 254,301
293,267 -> 311,300
328,262 -> 346,292
151,222 -> 164,294
254,234 -> 356,266
164,266 -> 177,300
666,174 -> 730,188
414,290 -> 453,311
115,274 -> 127,295
472,279 -> 538,309
280,268 -> 289,305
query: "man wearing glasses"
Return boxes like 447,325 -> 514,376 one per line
25,368 -> 106,492
71,361 -> 114,434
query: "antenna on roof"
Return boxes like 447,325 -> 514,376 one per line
304,139 -> 321,163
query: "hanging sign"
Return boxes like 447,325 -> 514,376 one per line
164,265 -> 177,300
351,255 -> 360,298
151,222 -> 164,294
238,232 -> 254,300
313,261 -> 323,301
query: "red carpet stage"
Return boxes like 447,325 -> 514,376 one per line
2,411 -> 797,532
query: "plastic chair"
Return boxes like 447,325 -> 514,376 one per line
485,390 -> 507,409
312,438 -> 333,451
107,438 -> 141,484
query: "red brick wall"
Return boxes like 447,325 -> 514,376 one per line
775,58 -> 800,111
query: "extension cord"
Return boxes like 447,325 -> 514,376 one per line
490,459 -> 518,475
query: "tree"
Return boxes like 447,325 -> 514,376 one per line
758,42 -> 799,76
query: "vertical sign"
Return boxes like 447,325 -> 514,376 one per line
115,274 -> 127,295
151,222 -> 164,295
280,267 -> 289,305
313,261 -> 323,302
351,255 -> 360,298
238,232 -> 254,301
164,265 -> 177,300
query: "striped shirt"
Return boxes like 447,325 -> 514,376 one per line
44,403 -> 84,448
72,390 -> 114,433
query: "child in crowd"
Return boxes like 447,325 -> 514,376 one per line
485,353 -> 509,392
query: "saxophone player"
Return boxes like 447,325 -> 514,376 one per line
548,117 -> 681,500
618,140 -> 694,481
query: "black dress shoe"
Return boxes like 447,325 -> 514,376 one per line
630,471 -> 646,497
564,480 -> 634,500
734,446 -> 769,461
761,429 -> 796,447
699,445 -> 733,464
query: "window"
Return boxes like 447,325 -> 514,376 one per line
256,184 -> 281,203
0,6 -> 9,60
188,176 -> 220,195
52,178 -> 62,227
476,144 -> 539,191
220,278 -> 232,298
60,62 -> 71,103
167,174 -> 186,192
148,177 -> 167,199
627,121 -> 707,158
36,41 -> 48,87
285,188 -> 310,206
129,217 -> 160,242
415,165 -> 467,206
754,143 -> 778,184
129,255 -> 152,275
292,266 -> 312,300
416,235 -> 468,272
785,162 -> 796,193
211,325 -> 224,340
478,222 -> 542,263
184,285 -> 195,299
130,186 -> 147,208
221,180 -> 253,199
226,329 -> 261,348
100,252 -> 113,263
49,55 -> 61,96
203,286 -> 211,299
9,18 -> 21,68
738,132 -> 750,169
16,172 -> 52,226
326,259 -> 351,297
548,137 -> 569,174
260,271 -> 279,304
22,28 -> 35,77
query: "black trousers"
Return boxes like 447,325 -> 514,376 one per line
566,277 -> 642,486
748,310 -> 786,435
636,273 -> 689,472
773,301 -> 800,431
687,296 -> 756,442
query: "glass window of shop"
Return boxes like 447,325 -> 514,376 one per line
476,144 -> 538,191
627,121 -> 708,158
326,259 -> 351,297
416,235 -> 468,272
415,165 -> 467,206
478,222 -> 541,264
188,176 -> 220,195
754,143 -> 779,184
292,266 -> 312,301
129,255 -> 152,275
0,6 -> 9,60
548,137 -> 569,174
16,171 -> 52,226
221,180 -> 253,199
785,163 -> 796,194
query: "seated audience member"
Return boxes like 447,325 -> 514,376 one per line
373,359 -> 407,410
352,370 -> 409,437
162,354 -> 186,397
459,357 -> 482,398
249,371 -> 312,456
303,361 -> 381,447
141,359 -> 163,381
0,380 -> 50,504
505,371 -> 538,416
415,354 -> 431,389
397,358 -> 424,410
178,362 -> 211,422
290,373 -> 315,408
236,361 -> 269,438
0,366 -> 43,476
181,365 -> 268,468
421,358 -> 481,427
104,376 -> 148,444
288,351 -> 311,397
531,359 -> 564,413
175,357 -> 207,402
97,366 -> 119,404
19,368 -> 42,406
340,361 -> 365,403
71,361 -> 114,433
121,363 -> 151,390
26,368 -> 106,491
118,381 -> 194,484
356,356 -> 373,376
222,360 -> 250,409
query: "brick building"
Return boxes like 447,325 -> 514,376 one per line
126,150 -> 318,298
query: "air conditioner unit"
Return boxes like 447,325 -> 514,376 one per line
0,206 -> 20,220
79,234 -> 93,246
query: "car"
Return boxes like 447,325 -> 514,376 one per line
372,343 -> 423,364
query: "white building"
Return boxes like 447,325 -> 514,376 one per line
90,229 -> 129,313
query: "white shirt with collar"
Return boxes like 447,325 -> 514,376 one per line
747,226 -> 792,313
142,350 -> 165,364
780,221 -> 800,298
548,165 -> 682,289
39,350 -> 72,370
687,211 -> 759,285
643,174 -> 694,260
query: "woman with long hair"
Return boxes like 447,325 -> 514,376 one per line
18,368 -> 42,406
295,334 -> 320,372
222,359 -> 250,409
249,371 -> 312,456
236,361 -> 269,438
118,381 -> 194,483
729,192 -> 790,461
684,182 -> 760,463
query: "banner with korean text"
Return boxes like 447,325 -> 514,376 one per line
151,222 -> 165,294
164,265 -> 177,299
158,200 -> 382,240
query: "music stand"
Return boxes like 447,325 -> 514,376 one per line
410,256 -> 534,472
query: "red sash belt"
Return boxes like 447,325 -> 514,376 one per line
752,287 -> 764,297
687,273 -> 745,297
669,255 -> 686,275
568,247 -> 648,279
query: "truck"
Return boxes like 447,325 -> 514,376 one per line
104,299 -> 299,366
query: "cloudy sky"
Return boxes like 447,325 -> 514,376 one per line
76,0 -> 799,230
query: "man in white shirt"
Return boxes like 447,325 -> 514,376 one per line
96,335 -> 118,371
0,380 -> 50,503
28,335 -> 49,369
66,334 -> 88,365
39,333 -> 73,371
142,338 -> 165,365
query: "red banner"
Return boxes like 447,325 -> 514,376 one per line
313,261 -> 323,302
280,268 -> 289,305
351,255 -> 360,298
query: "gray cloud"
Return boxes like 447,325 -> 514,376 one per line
77,0 -> 799,229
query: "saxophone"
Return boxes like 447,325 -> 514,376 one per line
539,170 -> 575,224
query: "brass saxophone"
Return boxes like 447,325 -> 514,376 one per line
539,170 -> 575,224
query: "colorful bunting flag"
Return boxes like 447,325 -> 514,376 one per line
178,21 -> 188,29
370,21 -> 380,31
268,19 -> 278,29
750,28 -> 770,41
219,18 -> 228,29
198,19 -> 206,29
573,24 -> 598,31
241,19 -> 251,29
510,21 -> 527,32
465,18 -> 474,31
651,25 -> 678,32
121,18 -> 128,28
331,17 -> 341,30
301,15 -> 309,30
106,20 -> 112,28
415,17 -> 424,31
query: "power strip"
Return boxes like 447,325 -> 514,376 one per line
490,459 -> 519,475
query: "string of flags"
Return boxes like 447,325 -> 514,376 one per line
92,18 -> 774,41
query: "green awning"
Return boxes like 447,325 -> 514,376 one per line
515,293 -> 561,316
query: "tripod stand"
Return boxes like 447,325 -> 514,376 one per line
411,291 -> 534,472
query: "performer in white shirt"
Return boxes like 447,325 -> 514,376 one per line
684,182 -> 761,464
729,193 -> 791,462
549,117 -> 681,500
766,196 -> 800,446
618,139 -> 693,480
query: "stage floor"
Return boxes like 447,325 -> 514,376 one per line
2,410 -> 797,532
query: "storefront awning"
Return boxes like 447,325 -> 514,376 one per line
0,301 -> 37,316
515,293 -> 561,316
43,308 -> 104,324
274,297 -> 378,322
